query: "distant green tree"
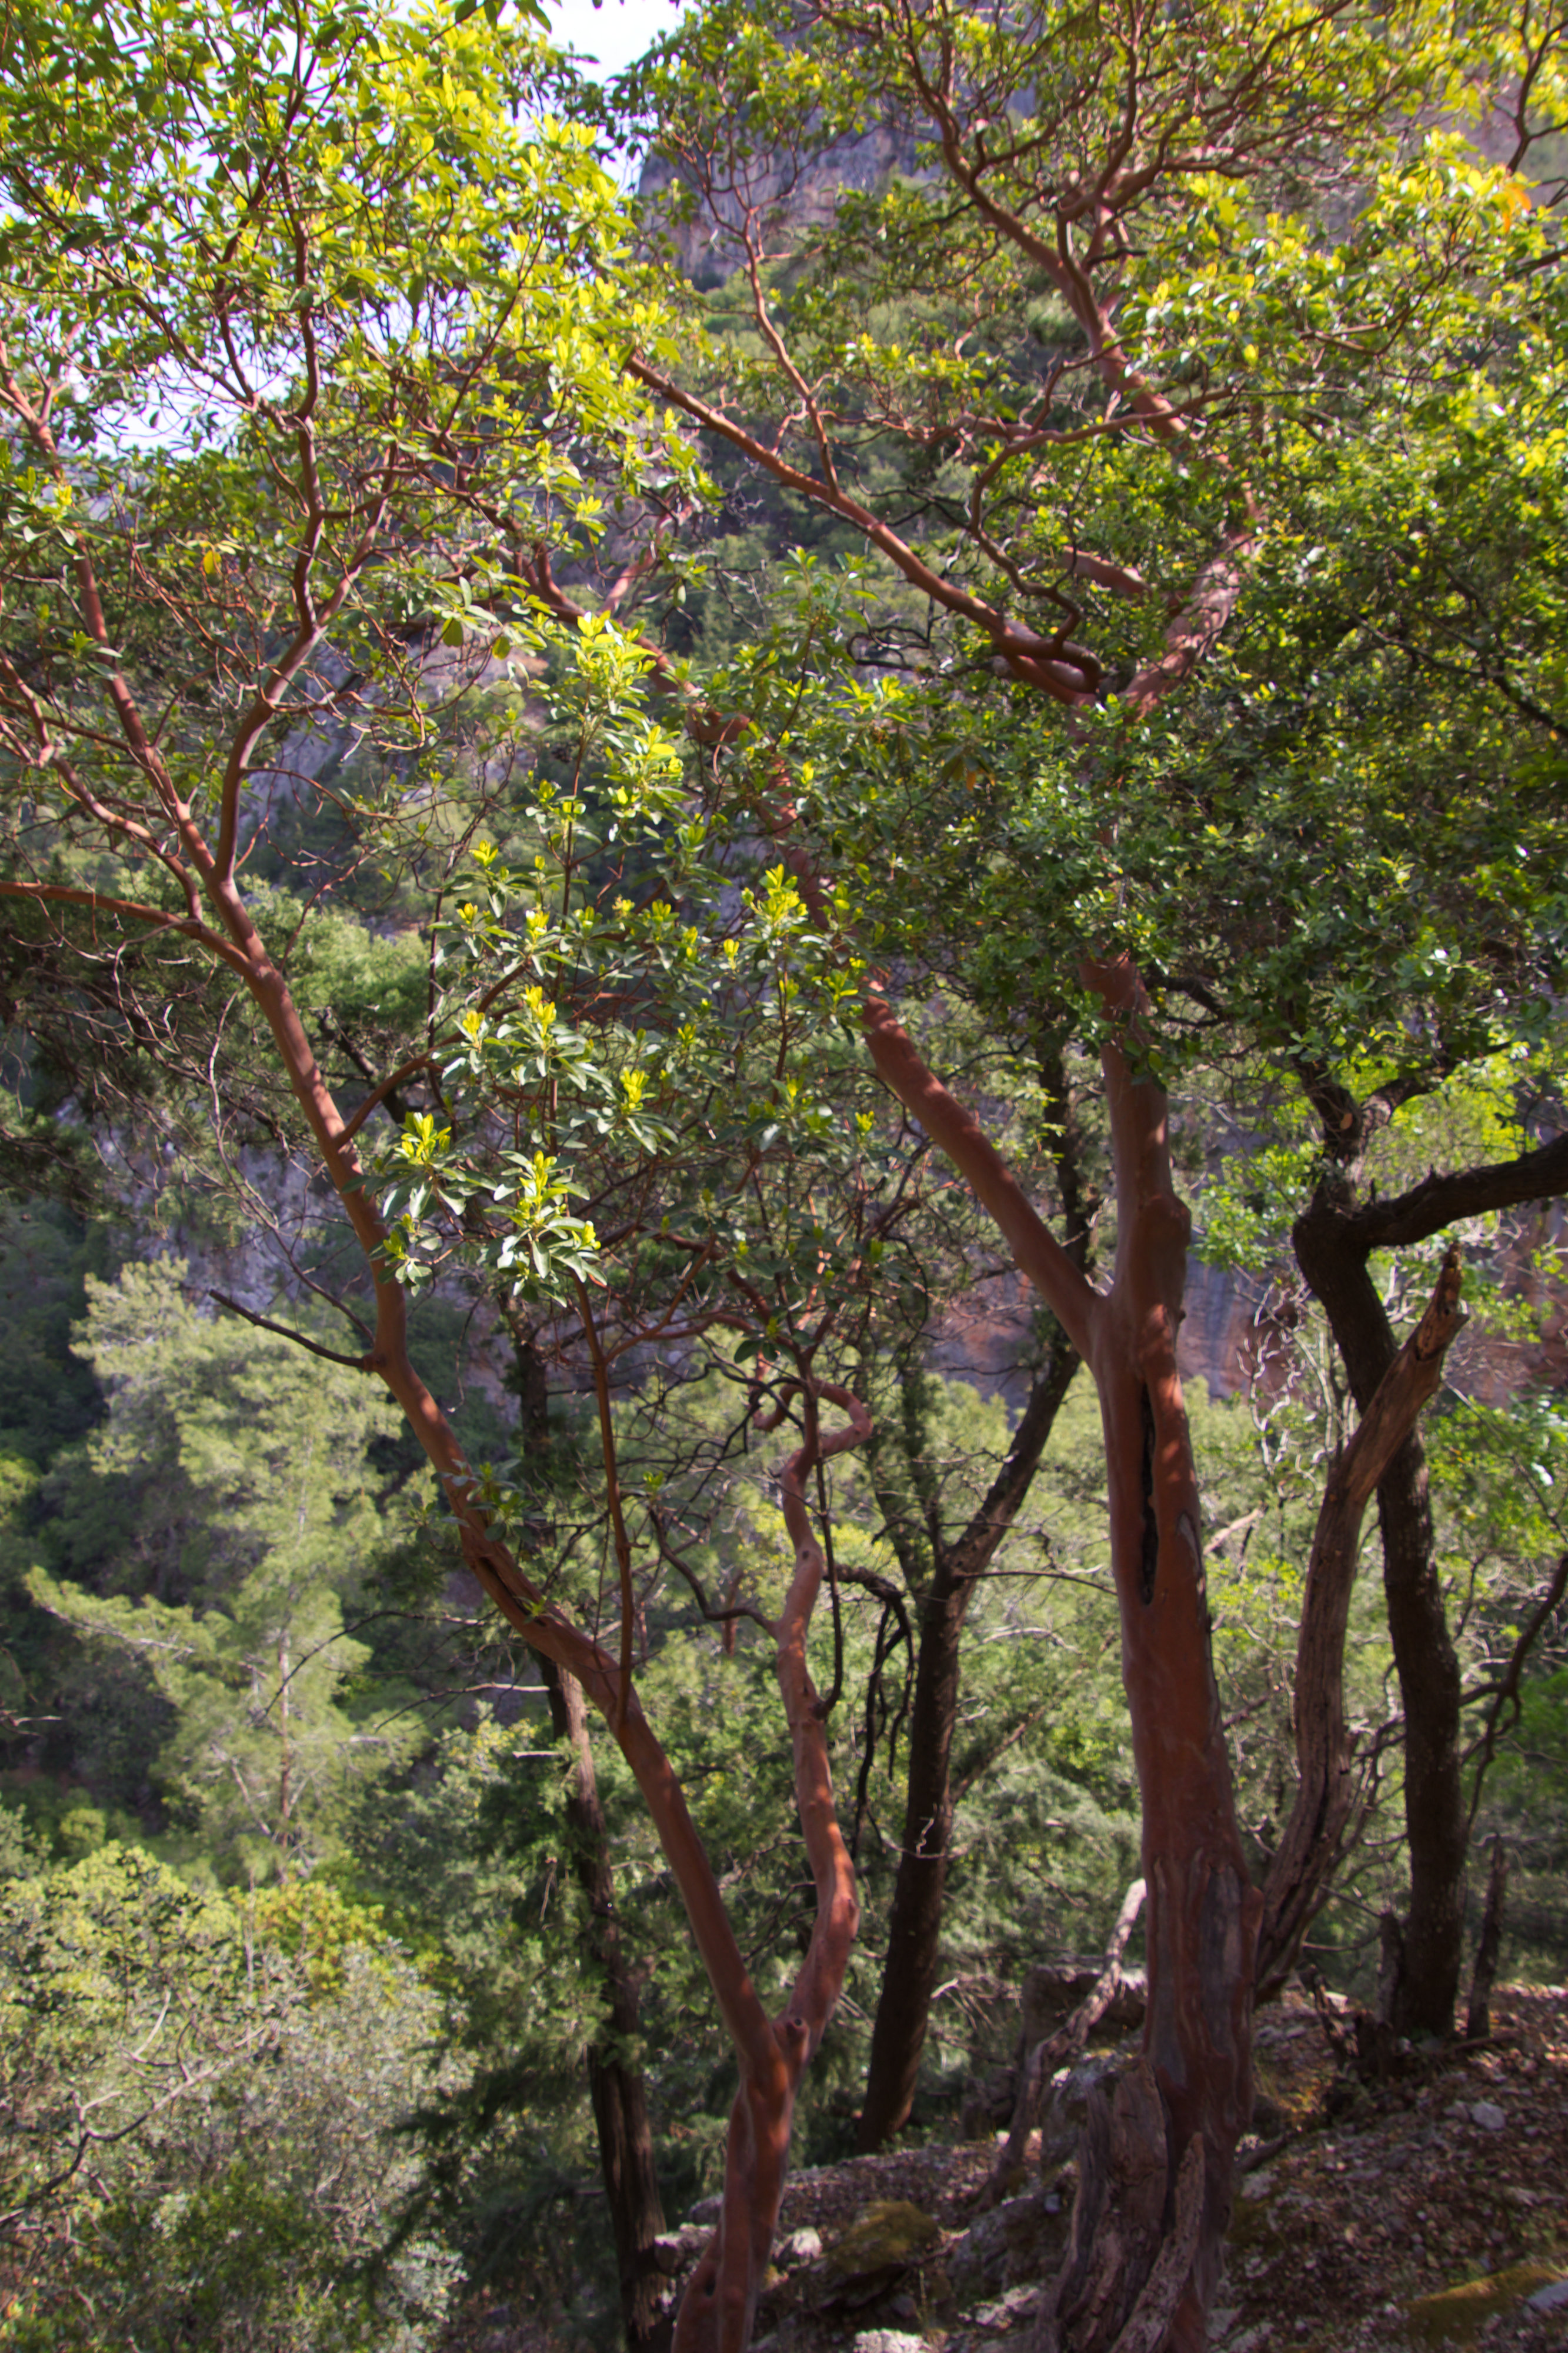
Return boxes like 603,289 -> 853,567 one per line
0,1208 -> 112,1464
0,1841 -> 447,2351
24,1262 -> 417,1879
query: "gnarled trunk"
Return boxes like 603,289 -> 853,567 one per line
1087,1169 -> 1255,2346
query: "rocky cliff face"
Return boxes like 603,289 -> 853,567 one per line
638,113 -> 922,286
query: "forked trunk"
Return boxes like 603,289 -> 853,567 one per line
670,1384 -> 865,2349
1077,1016 -> 1257,2352
1294,1198 -> 1468,2035
1257,1249 -> 1465,1997
863,973 -> 1259,2351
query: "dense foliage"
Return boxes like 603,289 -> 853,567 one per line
1,0 -> 1566,2343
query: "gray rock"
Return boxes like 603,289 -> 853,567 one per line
1527,2277 -> 1568,2312
640,115 -> 922,288
652,2221 -> 710,2275
1470,2099 -> 1506,2131
850,2334 -> 928,2353
776,2226 -> 823,2267
976,2282 -> 1040,2329
946,2187 -> 1069,2301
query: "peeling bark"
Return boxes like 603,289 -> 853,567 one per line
865,967 -> 1259,2351
1085,989 -> 1259,2352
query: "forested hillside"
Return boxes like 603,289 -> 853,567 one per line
1,3 -> 1566,2348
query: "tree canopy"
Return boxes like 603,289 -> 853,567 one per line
1,1 -> 1567,2347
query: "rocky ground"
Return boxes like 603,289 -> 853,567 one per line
453,1986 -> 1568,2353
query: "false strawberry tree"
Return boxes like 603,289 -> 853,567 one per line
0,6 -> 889,2342
603,2 -> 1567,2338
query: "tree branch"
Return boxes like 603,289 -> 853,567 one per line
208,1291 -> 380,1372
860,994 -> 1099,1359
1339,1131 -> 1568,1251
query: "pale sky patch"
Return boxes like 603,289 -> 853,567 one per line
547,0 -> 689,79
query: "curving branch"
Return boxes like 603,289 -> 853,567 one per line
1335,1129 -> 1568,1251
623,354 -> 1097,701
859,994 -> 1100,1358
0,878 -> 252,980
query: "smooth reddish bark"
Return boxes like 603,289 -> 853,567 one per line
863,970 -> 1259,2349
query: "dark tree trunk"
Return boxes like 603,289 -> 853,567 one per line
859,1037 -> 1092,2152
1293,1196 -> 1467,2036
542,1654 -> 670,2347
1377,1452 -> 1467,2035
1465,1838 -> 1508,2042
505,1307 -> 668,2344
858,1341 -> 1081,2149
857,1562 -> 966,2152
1256,1248 -> 1465,1997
